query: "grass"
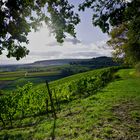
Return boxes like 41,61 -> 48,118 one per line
40,68 -> 105,88
0,68 -> 140,139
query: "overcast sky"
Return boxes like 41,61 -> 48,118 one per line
0,0 -> 112,65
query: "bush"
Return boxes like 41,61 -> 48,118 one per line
135,62 -> 140,73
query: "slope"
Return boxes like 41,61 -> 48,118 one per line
0,69 -> 140,140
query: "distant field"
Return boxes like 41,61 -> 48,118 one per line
0,57 -> 120,91
0,70 -> 62,90
0,64 -> 92,90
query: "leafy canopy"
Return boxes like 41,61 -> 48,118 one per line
107,0 -> 140,64
80,0 -> 140,64
79,0 -> 129,33
0,0 -> 140,65
0,0 -> 80,60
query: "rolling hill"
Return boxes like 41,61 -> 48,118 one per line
0,67 -> 140,139
0,56 -> 120,72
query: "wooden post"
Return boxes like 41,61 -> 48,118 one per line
45,99 -> 49,114
46,80 -> 56,118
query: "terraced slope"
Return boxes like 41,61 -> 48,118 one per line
0,69 -> 140,140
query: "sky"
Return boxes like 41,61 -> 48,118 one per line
0,0 -> 112,65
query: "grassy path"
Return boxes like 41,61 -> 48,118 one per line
0,69 -> 140,140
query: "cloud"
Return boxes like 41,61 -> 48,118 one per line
30,51 -> 61,57
64,38 -> 81,44
0,40 -> 112,64
45,42 -> 60,47
45,37 -> 81,47
63,51 -> 100,58
1,25 -> 112,64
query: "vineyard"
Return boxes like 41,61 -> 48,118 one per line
0,66 -> 140,139
0,67 -> 120,129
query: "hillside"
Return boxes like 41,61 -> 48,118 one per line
32,57 -> 120,68
0,57 -> 119,72
0,68 -> 140,139
70,56 -> 120,69
0,59 -> 87,71
0,57 -> 120,90
32,59 -> 84,67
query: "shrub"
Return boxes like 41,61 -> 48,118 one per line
135,62 -> 140,73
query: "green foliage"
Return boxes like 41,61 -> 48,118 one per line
108,20 -> 140,65
1,68 -> 140,139
0,0 -> 80,59
61,65 -> 90,76
0,67 -> 120,128
79,0 -> 140,65
1,0 -> 140,65
79,0 -> 128,33
113,0 -> 140,64
0,82 -> 48,127
70,56 -> 121,68
135,62 -> 140,73
47,67 -> 121,103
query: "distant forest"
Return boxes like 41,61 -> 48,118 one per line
61,56 -> 121,76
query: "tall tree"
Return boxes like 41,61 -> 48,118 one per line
107,0 -> 140,64
0,0 -> 80,60
79,0 -> 140,64
79,0 -> 128,33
